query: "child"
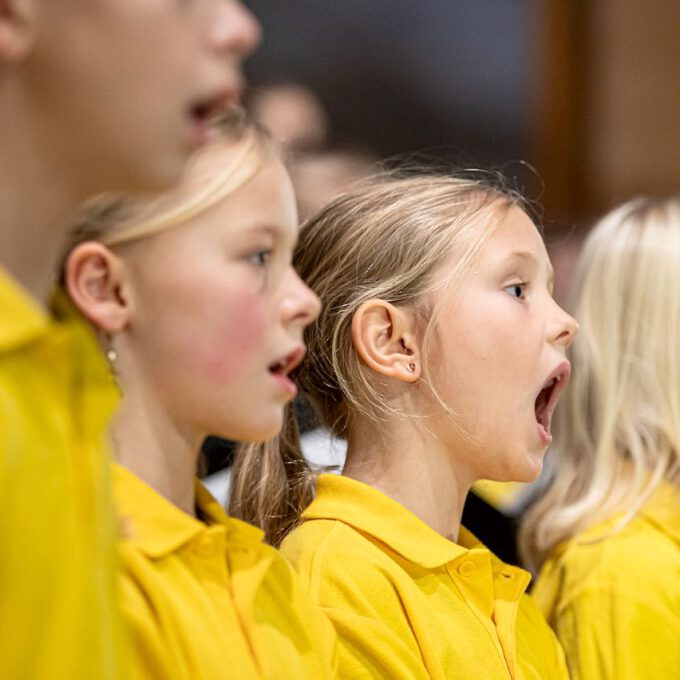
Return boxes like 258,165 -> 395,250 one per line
64,115 -> 337,679
0,2 -> 259,676
231,174 -> 577,679
520,197 -> 680,679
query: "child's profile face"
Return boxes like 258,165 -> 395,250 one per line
26,0 -> 260,195
119,148 -> 320,443
427,206 -> 577,483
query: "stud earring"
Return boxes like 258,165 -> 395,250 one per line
407,362 -> 416,374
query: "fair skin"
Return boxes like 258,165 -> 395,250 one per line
0,0 -> 260,303
67,143 -> 320,516
344,205 -> 578,541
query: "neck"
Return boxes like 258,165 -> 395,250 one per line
343,415 -> 475,542
110,387 -> 203,517
0,84 -> 82,304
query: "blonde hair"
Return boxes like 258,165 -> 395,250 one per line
520,197 -> 680,570
63,110 -> 273,253
230,172 -> 527,546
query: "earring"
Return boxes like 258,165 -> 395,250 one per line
104,338 -> 119,378
407,362 -> 416,374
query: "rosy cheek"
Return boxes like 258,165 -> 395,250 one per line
193,294 -> 269,383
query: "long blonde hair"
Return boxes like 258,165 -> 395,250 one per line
230,173 -> 527,546
521,197 -> 680,570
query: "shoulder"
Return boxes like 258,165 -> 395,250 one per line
282,518 -> 409,609
563,513 -> 678,577
535,513 -> 680,617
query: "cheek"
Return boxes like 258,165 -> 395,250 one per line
133,263 -> 272,388
190,293 -> 270,384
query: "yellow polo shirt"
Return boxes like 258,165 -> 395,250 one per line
533,482 -> 680,680
113,464 -> 338,679
281,473 -> 568,680
0,269 -> 125,678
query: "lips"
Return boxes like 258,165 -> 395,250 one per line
268,346 -> 305,378
268,346 -> 305,399
189,86 -> 242,132
534,360 -> 571,443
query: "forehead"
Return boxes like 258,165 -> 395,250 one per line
481,206 -> 549,266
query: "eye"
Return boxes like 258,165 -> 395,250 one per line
504,282 -> 527,300
248,250 -> 272,267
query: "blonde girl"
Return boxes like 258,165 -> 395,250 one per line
231,175 -> 577,679
63,115 -> 337,679
521,197 -> 680,680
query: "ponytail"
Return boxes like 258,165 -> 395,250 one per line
229,403 -> 316,547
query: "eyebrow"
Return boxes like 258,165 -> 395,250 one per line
245,224 -> 281,237
507,250 -> 555,286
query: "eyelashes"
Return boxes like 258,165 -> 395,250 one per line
504,282 -> 527,300
247,250 -> 272,268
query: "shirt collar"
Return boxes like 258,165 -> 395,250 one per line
640,481 -> 680,545
113,463 -> 264,559
303,473 -> 505,570
0,267 -> 48,352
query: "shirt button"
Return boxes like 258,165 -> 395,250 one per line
194,536 -> 214,559
457,560 -> 476,577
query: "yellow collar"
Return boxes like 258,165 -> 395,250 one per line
113,463 -> 264,559
0,267 -> 48,352
304,473 -> 518,573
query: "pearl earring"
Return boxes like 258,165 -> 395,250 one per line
105,340 -> 119,379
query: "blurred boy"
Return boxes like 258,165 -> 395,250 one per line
0,1 -> 259,677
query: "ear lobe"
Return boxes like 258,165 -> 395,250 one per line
351,299 -> 421,382
0,0 -> 37,61
65,242 -> 131,334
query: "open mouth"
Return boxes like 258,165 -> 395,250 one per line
189,89 -> 240,129
534,361 -> 570,442
268,347 -> 305,378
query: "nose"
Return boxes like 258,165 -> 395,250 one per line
283,269 -> 321,329
211,1 -> 262,59
550,299 -> 579,349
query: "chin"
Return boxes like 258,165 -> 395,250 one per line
228,415 -> 285,444
135,157 -> 187,194
512,449 -> 545,483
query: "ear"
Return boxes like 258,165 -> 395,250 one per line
65,242 -> 132,334
351,299 -> 421,383
0,0 -> 36,61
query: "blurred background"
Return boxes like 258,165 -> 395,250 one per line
205,0 -> 680,563
243,0 -> 680,300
